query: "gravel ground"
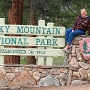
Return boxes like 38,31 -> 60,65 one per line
19,84 -> 90,90
1,84 -> 90,90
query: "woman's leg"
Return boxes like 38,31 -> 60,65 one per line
65,28 -> 72,43
63,28 -> 72,51
63,30 -> 85,52
67,30 -> 85,45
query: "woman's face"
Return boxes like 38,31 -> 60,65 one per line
81,10 -> 87,18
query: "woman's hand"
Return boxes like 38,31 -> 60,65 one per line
72,30 -> 74,32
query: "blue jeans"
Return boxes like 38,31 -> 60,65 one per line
66,28 -> 85,44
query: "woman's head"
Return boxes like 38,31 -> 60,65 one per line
80,9 -> 87,18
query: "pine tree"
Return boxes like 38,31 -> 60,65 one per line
4,0 -> 23,64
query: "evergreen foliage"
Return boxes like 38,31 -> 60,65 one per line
0,0 -> 90,28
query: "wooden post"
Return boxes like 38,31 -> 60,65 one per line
0,18 -> 5,64
37,20 -> 45,65
46,23 -> 54,66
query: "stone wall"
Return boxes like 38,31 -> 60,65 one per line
67,35 -> 90,86
0,36 -> 90,89
0,64 -> 69,88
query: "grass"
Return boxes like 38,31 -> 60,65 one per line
53,56 -> 65,65
20,56 -> 65,66
20,59 -> 26,64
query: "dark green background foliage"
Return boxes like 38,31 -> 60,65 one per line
0,0 -> 90,28
1,0 -> 90,65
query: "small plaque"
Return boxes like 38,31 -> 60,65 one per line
79,38 -> 90,60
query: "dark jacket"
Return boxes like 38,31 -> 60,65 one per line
72,16 -> 90,32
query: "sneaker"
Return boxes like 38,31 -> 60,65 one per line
63,47 -> 68,52
63,45 -> 72,53
63,47 -> 71,53
69,44 -> 72,48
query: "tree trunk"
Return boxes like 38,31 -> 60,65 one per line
26,0 -> 36,64
4,0 -> 23,64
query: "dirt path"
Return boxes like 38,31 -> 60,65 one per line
20,84 -> 90,90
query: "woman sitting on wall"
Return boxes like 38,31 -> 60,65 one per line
63,8 -> 90,52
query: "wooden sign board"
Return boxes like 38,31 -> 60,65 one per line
0,25 -> 65,36
0,48 -> 65,56
0,19 -> 65,65
0,36 -> 65,47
